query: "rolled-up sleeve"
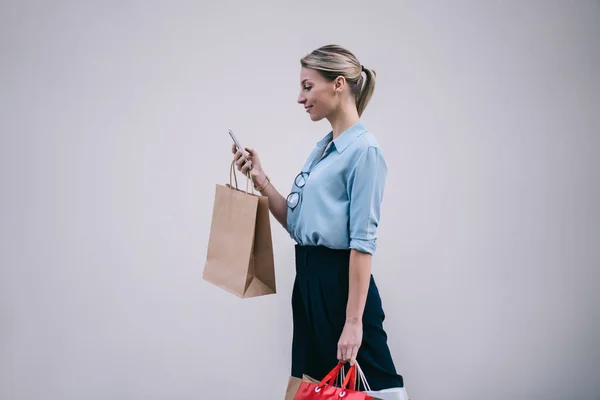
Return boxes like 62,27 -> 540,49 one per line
348,146 -> 387,255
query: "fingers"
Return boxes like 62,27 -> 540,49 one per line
338,343 -> 350,363
337,343 -> 360,365
349,345 -> 359,365
232,145 -> 257,175
234,149 -> 245,166
233,149 -> 252,173
241,159 -> 252,174
338,341 -> 345,362
232,145 -> 255,158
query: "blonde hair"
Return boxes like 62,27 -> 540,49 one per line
300,44 -> 376,117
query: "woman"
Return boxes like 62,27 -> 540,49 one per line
232,45 -> 405,395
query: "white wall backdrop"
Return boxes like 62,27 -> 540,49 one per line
1,1 -> 599,399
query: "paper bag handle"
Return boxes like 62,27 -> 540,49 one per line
229,160 -> 255,195
341,361 -> 372,392
354,361 -> 372,392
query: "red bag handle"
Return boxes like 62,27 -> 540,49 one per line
315,362 -> 360,391
341,364 -> 357,390
316,362 -> 345,389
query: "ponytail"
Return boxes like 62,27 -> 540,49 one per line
356,67 -> 376,117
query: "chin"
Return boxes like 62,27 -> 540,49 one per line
309,113 -> 324,122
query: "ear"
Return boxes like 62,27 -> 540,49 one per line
333,76 -> 346,94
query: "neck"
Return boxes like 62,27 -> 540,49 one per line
327,101 -> 360,139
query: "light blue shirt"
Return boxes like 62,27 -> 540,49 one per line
286,120 -> 387,255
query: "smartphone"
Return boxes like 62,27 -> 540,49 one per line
228,129 -> 244,153
228,129 -> 252,170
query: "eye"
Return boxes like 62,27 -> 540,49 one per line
303,86 -> 312,91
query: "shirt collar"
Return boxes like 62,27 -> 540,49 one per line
316,120 -> 367,153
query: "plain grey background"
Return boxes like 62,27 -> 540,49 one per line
1,1 -> 599,399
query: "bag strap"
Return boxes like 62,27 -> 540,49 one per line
316,361 -> 369,392
317,362 -> 345,389
229,160 -> 239,189
228,160 -> 254,194
337,364 -> 345,387
354,361 -> 372,392
341,364 -> 357,390
338,362 -> 372,392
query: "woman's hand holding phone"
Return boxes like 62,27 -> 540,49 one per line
228,130 -> 287,228
232,144 -> 266,186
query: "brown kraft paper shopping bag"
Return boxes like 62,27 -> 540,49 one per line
285,375 -> 320,400
285,376 -> 303,400
202,161 -> 276,298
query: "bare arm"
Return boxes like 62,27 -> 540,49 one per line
252,169 -> 288,229
346,249 -> 372,324
337,249 -> 372,363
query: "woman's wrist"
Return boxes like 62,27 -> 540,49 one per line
251,169 -> 265,184
252,170 -> 270,191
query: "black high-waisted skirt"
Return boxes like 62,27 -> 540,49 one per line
291,245 -> 404,391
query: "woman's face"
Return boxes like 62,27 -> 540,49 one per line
297,67 -> 340,121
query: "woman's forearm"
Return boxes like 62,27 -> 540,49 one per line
254,170 -> 288,229
346,249 -> 372,324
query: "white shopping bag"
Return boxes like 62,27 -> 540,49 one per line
366,387 -> 409,400
353,362 -> 410,400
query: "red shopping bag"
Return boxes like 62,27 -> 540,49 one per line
294,362 -> 373,399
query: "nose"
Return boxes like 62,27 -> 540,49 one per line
297,92 -> 306,104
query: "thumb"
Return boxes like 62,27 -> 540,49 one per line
245,147 -> 256,155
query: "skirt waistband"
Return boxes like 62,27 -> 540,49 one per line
294,245 -> 350,274
295,244 -> 350,256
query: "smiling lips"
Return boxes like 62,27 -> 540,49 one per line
305,106 -> 313,112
